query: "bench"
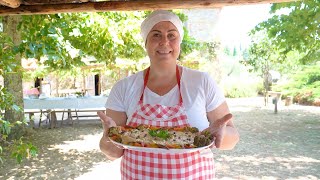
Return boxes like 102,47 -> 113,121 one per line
24,108 -> 105,128
60,109 -> 105,126
24,109 -> 52,128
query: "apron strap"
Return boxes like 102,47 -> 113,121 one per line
140,65 -> 182,103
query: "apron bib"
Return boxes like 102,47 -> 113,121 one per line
121,66 -> 215,180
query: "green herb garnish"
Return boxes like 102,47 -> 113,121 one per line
148,129 -> 171,140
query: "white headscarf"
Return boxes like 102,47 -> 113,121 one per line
140,10 -> 184,44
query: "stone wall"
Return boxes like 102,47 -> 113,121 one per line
183,9 -> 222,42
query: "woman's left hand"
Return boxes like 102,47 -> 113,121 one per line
202,113 -> 233,148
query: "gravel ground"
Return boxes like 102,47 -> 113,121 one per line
0,97 -> 319,180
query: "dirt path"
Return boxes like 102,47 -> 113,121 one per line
1,97 -> 319,179
217,97 -> 320,179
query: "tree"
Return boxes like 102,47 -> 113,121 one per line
254,0 -> 320,64
3,16 -> 24,126
18,12 -> 147,70
17,11 -> 199,71
232,47 -> 237,57
2,11 -> 200,121
242,32 -> 280,103
0,11 -> 201,162
1,18 -> 37,163
243,0 -> 320,105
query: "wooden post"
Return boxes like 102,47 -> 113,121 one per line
50,111 -> 57,129
274,98 -> 278,114
268,91 -> 282,113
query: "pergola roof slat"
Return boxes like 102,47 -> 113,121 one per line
0,0 -> 297,16
0,0 -> 21,8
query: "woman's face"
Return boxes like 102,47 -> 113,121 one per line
145,21 -> 181,64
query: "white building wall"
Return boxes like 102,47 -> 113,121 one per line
183,9 -> 222,42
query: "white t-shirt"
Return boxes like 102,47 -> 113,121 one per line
106,66 -> 225,131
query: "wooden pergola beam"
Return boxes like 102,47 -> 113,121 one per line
0,0 -> 21,8
0,0 -> 296,16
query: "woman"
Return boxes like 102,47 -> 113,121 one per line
98,10 -> 239,179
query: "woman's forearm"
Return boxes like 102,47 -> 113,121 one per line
99,135 -> 124,161
219,125 -> 240,150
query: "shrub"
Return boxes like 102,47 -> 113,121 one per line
274,64 -> 320,106
0,118 -> 37,163
222,77 -> 260,98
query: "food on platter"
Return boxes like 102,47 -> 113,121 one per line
108,125 -> 213,149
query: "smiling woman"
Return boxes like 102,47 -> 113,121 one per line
98,10 -> 239,179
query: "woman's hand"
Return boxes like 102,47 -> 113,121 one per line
97,111 -> 123,160
203,113 -> 233,148
97,111 -> 117,138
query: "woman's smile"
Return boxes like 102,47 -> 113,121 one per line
157,49 -> 172,54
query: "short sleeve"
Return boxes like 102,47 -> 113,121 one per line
105,81 -> 126,112
203,73 -> 226,112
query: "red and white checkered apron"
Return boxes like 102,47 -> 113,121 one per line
120,66 -> 215,180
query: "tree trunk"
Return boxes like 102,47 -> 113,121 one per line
3,15 -> 24,126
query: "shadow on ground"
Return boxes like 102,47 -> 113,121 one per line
0,122 -> 112,179
0,97 -> 319,179
214,98 -> 320,179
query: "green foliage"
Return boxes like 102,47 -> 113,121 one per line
244,0 -> 320,97
243,32 -> 279,74
0,87 -> 14,111
0,33 -> 19,74
274,63 -> 320,105
254,0 -> 320,64
223,77 -> 261,98
245,0 -> 319,88
224,46 -> 231,56
23,66 -> 51,82
18,15 -> 81,70
17,11 -> 200,81
10,138 -> 37,164
232,47 -> 237,57
223,45 -> 242,58
180,30 -> 201,60
241,32 -> 281,92
18,12 -> 147,72
0,117 -> 37,164
148,129 -> 170,140
0,119 -> 11,135
64,12 -> 146,65
175,10 -> 203,60
0,27 -> 37,164
200,42 -> 220,61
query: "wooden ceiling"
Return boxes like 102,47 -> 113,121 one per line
0,0 -> 297,16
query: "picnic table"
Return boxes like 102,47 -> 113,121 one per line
24,96 -> 108,128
